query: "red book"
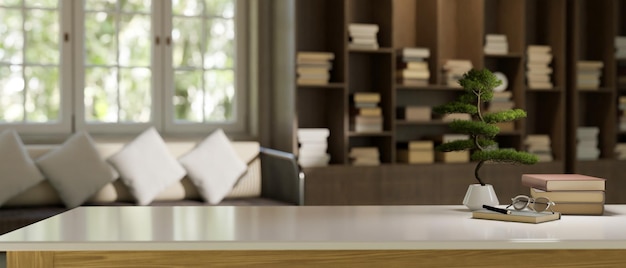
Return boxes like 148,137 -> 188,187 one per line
521,174 -> 606,191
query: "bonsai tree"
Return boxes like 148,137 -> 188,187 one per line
433,68 -> 538,186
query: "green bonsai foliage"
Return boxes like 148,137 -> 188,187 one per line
433,68 -> 538,186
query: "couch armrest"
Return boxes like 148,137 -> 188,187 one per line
259,147 -> 304,205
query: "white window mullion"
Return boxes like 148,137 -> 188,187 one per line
73,0 -> 87,132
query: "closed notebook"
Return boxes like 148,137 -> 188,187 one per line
521,174 -> 605,191
530,188 -> 605,203
472,209 -> 561,224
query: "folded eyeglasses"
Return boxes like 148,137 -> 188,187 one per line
506,195 -> 555,214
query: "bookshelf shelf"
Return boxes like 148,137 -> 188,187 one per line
289,0 -> 625,205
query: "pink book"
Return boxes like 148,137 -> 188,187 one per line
521,174 -> 606,191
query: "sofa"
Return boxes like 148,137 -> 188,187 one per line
0,138 -> 304,235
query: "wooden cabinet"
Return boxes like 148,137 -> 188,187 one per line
293,0 -> 624,205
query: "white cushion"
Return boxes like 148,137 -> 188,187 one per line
179,129 -> 247,204
107,127 -> 186,205
0,130 -> 45,206
36,132 -> 117,208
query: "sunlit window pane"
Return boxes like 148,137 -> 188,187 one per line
24,66 -> 59,122
119,67 -> 151,122
25,0 -> 57,8
84,0 -> 117,11
0,9 -> 24,64
83,0 -> 152,124
119,14 -> 150,67
120,0 -> 150,13
204,69 -> 234,121
172,0 -> 236,124
25,9 -> 59,64
85,12 -> 117,66
172,0 -> 203,16
0,65 -> 24,122
204,0 -> 234,18
2,0 -> 22,7
85,67 -> 119,122
172,17 -> 203,68
174,70 -> 203,122
205,18 -> 234,69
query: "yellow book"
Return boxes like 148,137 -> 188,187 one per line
472,209 -> 561,224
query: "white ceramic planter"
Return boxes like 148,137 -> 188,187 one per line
463,184 -> 499,211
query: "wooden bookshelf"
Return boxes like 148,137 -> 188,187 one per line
291,0 -> 624,205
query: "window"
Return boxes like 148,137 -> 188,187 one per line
0,0 -> 250,136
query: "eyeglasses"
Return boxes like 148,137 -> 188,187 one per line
506,195 -> 555,214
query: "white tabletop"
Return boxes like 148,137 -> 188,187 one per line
1,205 -> 625,251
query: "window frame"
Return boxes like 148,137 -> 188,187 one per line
1,0 -> 253,138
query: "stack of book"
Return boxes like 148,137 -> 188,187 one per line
296,51 -> 334,85
396,47 -> 430,86
297,128 -> 330,167
488,91 -> 514,112
576,61 -> 604,90
524,134 -> 553,162
397,106 -> 431,121
396,140 -> 434,164
348,23 -> 379,50
349,146 -> 380,166
617,96 -> 626,131
522,173 -> 606,215
526,45 -> 553,89
442,59 -> 473,87
616,36 -> 626,59
616,143 -> 626,160
435,134 -> 470,163
352,92 -> 383,133
483,34 -> 508,55
577,127 -> 600,160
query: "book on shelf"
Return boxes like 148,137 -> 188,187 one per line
521,174 -> 606,191
297,128 -> 330,141
472,209 -> 561,224
348,23 -> 379,34
527,81 -> 554,89
397,69 -> 430,79
530,188 -> 605,203
495,122 -> 515,132
397,106 -> 431,121
527,53 -> 553,64
435,151 -> 469,163
441,113 -> 471,122
296,52 -> 335,61
296,78 -> 330,86
348,43 -> 380,50
527,45 -> 551,53
397,149 -> 434,164
398,140 -> 434,151
354,107 -> 382,117
397,47 -> 430,58
397,61 -> 428,70
350,146 -> 380,166
352,92 -> 381,103
577,61 -> 604,69
397,78 -> 429,86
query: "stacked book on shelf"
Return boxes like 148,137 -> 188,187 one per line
526,45 -> 553,89
576,61 -> 604,90
524,134 -> 553,162
522,174 -> 606,215
396,47 -> 430,86
348,23 -> 379,50
296,51 -> 334,85
483,34 -> 508,55
397,106 -> 431,121
442,59 -> 472,87
396,140 -> 434,164
617,96 -> 626,131
352,92 -> 383,133
440,113 -> 471,122
349,146 -> 380,166
577,127 -> 600,160
435,134 -> 469,163
297,128 -> 330,168
616,143 -> 626,160
488,90 -> 514,112
616,36 -> 626,59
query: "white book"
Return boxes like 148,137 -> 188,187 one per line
348,23 -> 379,34
397,47 -> 430,58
